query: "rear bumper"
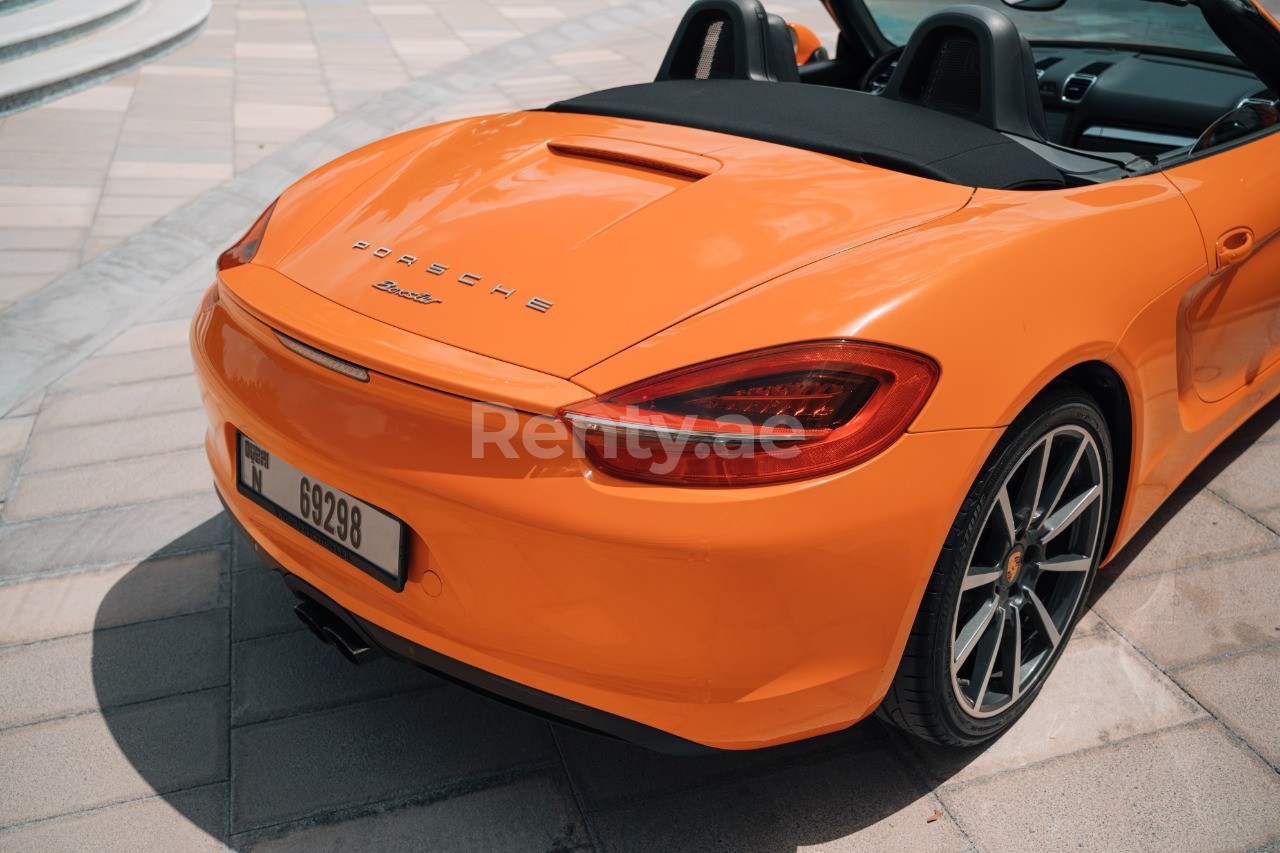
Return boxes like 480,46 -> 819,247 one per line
222,496 -> 713,754
193,276 -> 1000,750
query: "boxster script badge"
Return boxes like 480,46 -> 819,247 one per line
371,279 -> 442,306
353,240 -> 554,313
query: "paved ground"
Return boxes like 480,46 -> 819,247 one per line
0,1 -> 1278,851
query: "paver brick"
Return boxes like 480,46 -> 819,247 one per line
6,448 -> 211,521
588,744 -> 968,853
939,722 -> 1280,852
0,689 -> 227,827
37,375 -> 200,429
22,408 -> 207,472
1106,490 -> 1276,580
0,495 -> 226,580
1178,645 -> 1280,767
231,626 -> 440,726
230,686 -> 556,832
0,785 -> 226,853
0,608 -> 227,730
244,776 -> 584,852
1095,551 -> 1280,667
232,564 -> 303,641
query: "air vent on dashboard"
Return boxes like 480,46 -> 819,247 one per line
868,60 -> 897,95
1061,62 -> 1112,104
1061,75 -> 1095,103
1034,57 -> 1061,79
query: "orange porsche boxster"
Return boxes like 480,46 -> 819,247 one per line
192,0 -> 1280,752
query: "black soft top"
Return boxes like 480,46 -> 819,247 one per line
549,80 -> 1066,190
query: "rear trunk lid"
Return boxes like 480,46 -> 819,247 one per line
274,111 -> 973,379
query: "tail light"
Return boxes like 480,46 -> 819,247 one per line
217,199 -> 278,272
558,341 -> 939,486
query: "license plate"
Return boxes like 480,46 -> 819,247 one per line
236,432 -> 406,589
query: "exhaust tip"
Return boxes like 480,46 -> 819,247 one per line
294,601 -> 331,644
293,597 -> 377,666
322,625 -> 373,665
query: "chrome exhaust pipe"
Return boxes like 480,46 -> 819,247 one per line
293,599 -> 377,665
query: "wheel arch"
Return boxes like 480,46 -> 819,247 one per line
1038,361 -> 1133,561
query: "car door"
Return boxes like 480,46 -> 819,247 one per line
1164,116 -> 1280,403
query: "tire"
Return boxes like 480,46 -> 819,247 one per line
877,383 -> 1113,746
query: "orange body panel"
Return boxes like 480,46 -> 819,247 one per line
193,105 -> 1280,748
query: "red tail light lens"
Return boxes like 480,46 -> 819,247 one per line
558,341 -> 939,486
217,199 -> 278,272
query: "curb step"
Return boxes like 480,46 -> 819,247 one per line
0,0 -> 50,16
0,0 -> 140,63
0,0 -> 210,118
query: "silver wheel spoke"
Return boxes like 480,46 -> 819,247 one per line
962,566 -> 1003,592
1024,587 -> 1061,649
954,595 -> 999,667
1041,485 -> 1100,543
1038,553 -> 1092,573
1002,604 -> 1023,701
1014,439 -> 1050,526
995,486 -> 1017,543
1041,438 -> 1086,522
970,610 -> 1006,710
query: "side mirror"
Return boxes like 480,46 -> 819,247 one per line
1193,101 -> 1280,153
1001,0 -> 1068,10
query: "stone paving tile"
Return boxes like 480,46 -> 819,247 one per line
1211,441 -> 1280,514
0,415 -> 35,456
231,627 -> 441,726
0,784 -> 227,853
1178,645 -> 1280,767
1095,551 -> 1280,668
0,493 -> 226,581
232,564 -> 304,641
5,448 -> 211,521
37,375 -> 200,429
22,408 -> 208,473
939,721 -> 1280,852
0,609 -> 228,730
230,686 -> 557,832
94,319 -> 195,356
901,614 -> 1206,787
586,744 -> 968,853
0,549 -> 225,647
243,776 -> 585,852
1105,490 -> 1278,581
0,688 -> 227,827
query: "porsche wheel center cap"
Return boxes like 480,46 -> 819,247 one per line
1004,547 -> 1025,585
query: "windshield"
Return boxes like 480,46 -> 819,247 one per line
862,0 -> 1230,55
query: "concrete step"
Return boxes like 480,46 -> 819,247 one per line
0,0 -> 209,117
0,0 -> 141,62
0,0 -> 51,16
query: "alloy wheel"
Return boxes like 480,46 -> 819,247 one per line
948,425 -> 1105,719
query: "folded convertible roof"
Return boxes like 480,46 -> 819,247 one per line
549,80 -> 1066,191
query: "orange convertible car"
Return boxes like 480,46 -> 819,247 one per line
192,0 -> 1280,751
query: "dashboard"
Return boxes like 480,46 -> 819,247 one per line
861,44 -> 1273,158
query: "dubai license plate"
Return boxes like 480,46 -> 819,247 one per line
236,432 -> 406,589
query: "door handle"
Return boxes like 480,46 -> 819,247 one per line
1215,227 -> 1254,271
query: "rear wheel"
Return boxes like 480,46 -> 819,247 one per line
877,384 -> 1112,745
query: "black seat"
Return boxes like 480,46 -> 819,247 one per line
881,4 -> 1047,140
656,0 -> 799,84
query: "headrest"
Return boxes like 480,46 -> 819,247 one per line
881,4 -> 1047,140
656,0 -> 800,84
